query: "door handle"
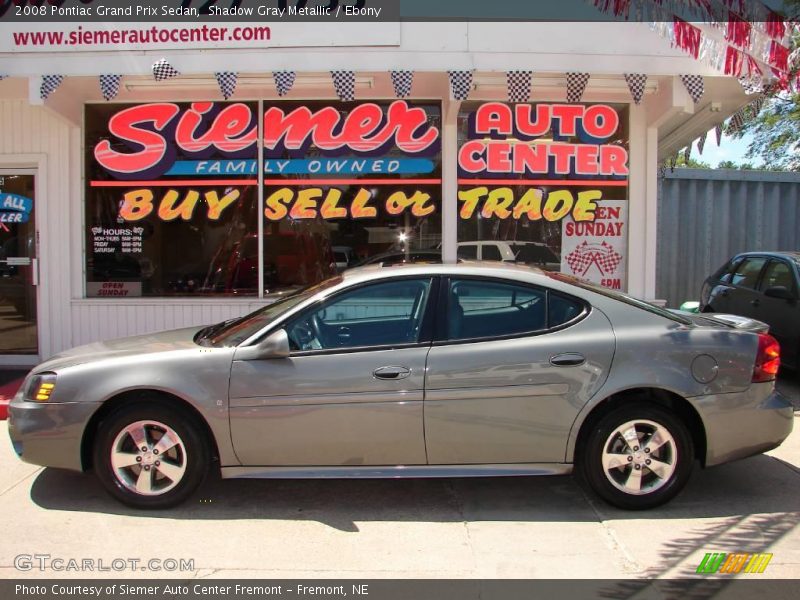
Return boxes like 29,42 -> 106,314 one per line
373,366 -> 411,380
550,353 -> 586,367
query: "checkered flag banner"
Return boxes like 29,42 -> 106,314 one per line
40,75 -> 64,100
99,74 -> 122,101
215,72 -> 237,100
715,123 -> 723,146
565,241 -> 622,277
152,58 -> 179,82
697,130 -> 707,155
566,72 -> 590,103
683,145 -> 691,163
331,70 -> 356,101
448,70 -> 473,101
679,74 -> 704,104
623,73 -> 647,105
273,71 -> 296,97
390,70 -> 414,98
507,70 -> 532,103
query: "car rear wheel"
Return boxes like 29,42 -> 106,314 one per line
578,403 -> 694,510
93,402 -> 210,509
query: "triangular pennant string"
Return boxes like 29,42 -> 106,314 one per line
40,75 -> 64,100
272,71 -> 296,97
624,73 -> 647,105
566,72 -> 590,103
99,74 -> 122,101
448,70 -> 473,101
679,74 -> 704,103
507,70 -> 532,103
390,70 -> 414,98
331,70 -> 356,102
215,72 -> 237,100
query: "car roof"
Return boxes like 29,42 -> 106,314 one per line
734,251 -> 800,260
342,261 -> 545,283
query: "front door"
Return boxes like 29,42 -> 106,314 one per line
0,173 -> 37,357
229,277 -> 436,466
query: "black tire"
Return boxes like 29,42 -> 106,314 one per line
577,403 -> 694,510
92,401 -> 210,509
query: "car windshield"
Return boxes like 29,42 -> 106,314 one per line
199,277 -> 343,347
546,272 -> 692,325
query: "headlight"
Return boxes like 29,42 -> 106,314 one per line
24,372 -> 57,402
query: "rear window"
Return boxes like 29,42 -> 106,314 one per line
546,272 -> 692,325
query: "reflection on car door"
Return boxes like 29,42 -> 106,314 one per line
228,277 -> 436,466
423,277 -> 615,464
757,259 -> 799,368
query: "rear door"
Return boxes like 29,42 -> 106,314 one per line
423,276 -> 615,464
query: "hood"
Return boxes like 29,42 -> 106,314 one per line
37,326 -> 206,372
669,310 -> 770,334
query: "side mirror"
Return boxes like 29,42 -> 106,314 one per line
764,285 -> 795,301
234,329 -> 291,361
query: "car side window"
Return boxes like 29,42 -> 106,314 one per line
549,293 -> 584,327
730,257 -> 767,289
457,245 -> 478,260
760,260 -> 795,292
285,278 -> 432,352
481,244 -> 503,261
447,279 -> 546,340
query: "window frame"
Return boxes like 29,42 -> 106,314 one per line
729,255 -> 770,291
271,275 -> 441,357
432,275 -> 589,346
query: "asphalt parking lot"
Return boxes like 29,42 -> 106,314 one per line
1,373 -> 798,580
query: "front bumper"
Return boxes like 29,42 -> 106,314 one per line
692,385 -> 794,467
7,397 -> 101,472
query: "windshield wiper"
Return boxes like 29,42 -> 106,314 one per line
194,319 -> 237,345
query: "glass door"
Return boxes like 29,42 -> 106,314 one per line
0,173 -> 38,355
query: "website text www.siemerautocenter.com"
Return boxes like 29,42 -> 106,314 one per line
16,584 -> 354,596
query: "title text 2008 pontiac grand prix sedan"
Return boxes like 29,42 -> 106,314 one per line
8,263 -> 793,509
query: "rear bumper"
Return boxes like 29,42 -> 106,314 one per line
692,384 -> 794,467
7,397 -> 100,472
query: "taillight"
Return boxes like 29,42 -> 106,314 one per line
753,333 -> 780,382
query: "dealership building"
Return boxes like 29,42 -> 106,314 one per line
0,9 -> 789,364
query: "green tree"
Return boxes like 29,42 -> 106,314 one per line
674,154 -> 712,169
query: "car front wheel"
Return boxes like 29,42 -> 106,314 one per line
93,402 -> 210,509
578,403 -> 694,510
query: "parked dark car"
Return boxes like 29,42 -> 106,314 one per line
700,251 -> 800,369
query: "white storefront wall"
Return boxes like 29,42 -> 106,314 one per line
0,22 -> 749,360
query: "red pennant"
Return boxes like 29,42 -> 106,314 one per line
766,11 -> 786,41
673,18 -> 701,59
725,46 -> 744,77
769,41 -> 789,73
726,13 -> 751,49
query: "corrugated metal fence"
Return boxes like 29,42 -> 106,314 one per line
657,168 -> 800,308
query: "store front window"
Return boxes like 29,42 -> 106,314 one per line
85,100 -> 441,298
457,102 -> 629,290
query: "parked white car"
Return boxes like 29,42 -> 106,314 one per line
456,241 -> 561,271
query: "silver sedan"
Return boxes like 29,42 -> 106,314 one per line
8,263 -> 794,509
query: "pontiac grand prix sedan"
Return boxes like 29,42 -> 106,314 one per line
8,263 -> 793,510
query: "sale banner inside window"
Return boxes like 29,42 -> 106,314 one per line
457,102 -> 629,291
85,100 -> 441,298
